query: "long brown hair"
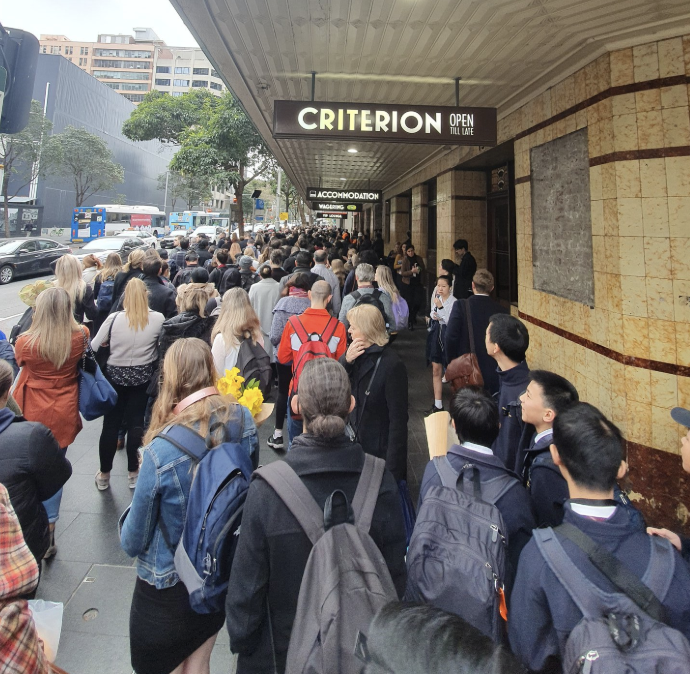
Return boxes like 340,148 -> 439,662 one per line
144,338 -> 234,446
96,253 -> 122,282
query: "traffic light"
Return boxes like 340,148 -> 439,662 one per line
0,26 -> 39,134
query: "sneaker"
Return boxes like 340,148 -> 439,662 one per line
267,431 -> 285,453
43,524 -> 57,560
95,472 -> 110,491
441,375 -> 448,383
128,471 -> 139,490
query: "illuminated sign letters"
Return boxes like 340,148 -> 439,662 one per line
307,188 -> 382,203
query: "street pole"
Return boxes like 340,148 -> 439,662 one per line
275,168 -> 282,226
163,170 -> 169,214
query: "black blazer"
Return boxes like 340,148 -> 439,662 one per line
444,294 -> 509,396
453,251 -> 477,299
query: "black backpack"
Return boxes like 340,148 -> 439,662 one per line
350,290 -> 389,331
235,337 -> 272,396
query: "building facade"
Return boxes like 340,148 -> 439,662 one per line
152,47 -> 226,98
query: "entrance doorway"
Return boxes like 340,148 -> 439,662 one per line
487,166 -> 517,306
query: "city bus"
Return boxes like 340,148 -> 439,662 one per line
71,205 -> 167,242
168,211 -> 230,236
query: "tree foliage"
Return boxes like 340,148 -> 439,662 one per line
0,100 -> 56,236
44,126 -> 125,207
158,170 -> 212,212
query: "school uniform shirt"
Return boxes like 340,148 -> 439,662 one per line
508,502 -> 690,673
429,293 -> 456,325
491,360 -> 530,471
418,442 -> 536,592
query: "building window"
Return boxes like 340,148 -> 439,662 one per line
210,82 -> 222,91
93,70 -> 150,80
42,46 -> 47,53
174,67 -> 190,74
105,83 -> 120,90
80,46 -> 89,55
191,80 -> 208,88
120,83 -> 149,91
94,49 -> 152,58
123,93 -> 146,103
211,69 -> 219,77
171,91 -> 184,97
92,59 -> 151,69
155,78 -> 171,86
173,79 -> 190,87
51,46 -> 60,54
193,67 -> 209,75
156,65 -> 171,73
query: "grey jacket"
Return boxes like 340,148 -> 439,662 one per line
311,263 -> 341,315
92,309 -> 165,367
339,286 -> 394,330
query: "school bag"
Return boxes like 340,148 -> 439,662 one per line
96,279 -> 115,313
155,415 -> 253,614
533,523 -> 690,674
350,289 -> 390,331
257,454 -> 397,674
287,315 -> 339,418
391,296 -> 409,332
235,336 -> 272,396
405,457 -> 517,642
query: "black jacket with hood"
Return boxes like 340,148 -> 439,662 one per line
158,310 -> 216,362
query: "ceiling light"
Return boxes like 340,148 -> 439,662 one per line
340,178 -> 347,181
348,148 -> 358,153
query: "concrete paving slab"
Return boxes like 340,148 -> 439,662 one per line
52,513 -> 132,565
36,560 -> 92,606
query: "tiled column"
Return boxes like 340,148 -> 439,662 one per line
411,184 -> 428,258
389,196 -> 410,248
372,203 -> 383,236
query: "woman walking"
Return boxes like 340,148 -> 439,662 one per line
426,275 -> 456,414
340,304 -> 409,482
82,254 -> 103,286
93,252 -> 122,332
375,263 -> 409,333
121,338 -> 258,674
211,287 -> 264,376
54,254 -> 98,325
13,287 -> 87,557
92,278 -> 165,491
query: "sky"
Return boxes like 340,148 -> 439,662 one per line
2,0 -> 198,47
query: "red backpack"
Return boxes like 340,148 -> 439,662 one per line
288,315 -> 339,419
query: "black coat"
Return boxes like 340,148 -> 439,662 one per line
0,412 -> 72,561
453,251 -> 477,300
141,273 -> 177,319
158,311 -> 216,362
444,294 -> 509,396
225,434 -> 407,674
110,268 -> 141,314
74,284 -> 98,324
340,344 -> 409,481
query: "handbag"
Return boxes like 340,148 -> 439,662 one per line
445,298 -> 484,393
77,328 -> 118,421
94,312 -> 119,370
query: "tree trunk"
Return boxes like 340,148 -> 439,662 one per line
2,171 -> 10,238
297,198 -> 307,226
236,166 -> 246,238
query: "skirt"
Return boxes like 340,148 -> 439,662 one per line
426,320 -> 447,366
129,577 -> 225,674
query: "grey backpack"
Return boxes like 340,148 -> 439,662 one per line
534,523 -> 690,674
257,455 -> 396,674
405,457 -> 517,642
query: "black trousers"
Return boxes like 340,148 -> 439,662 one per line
275,363 -> 292,431
99,382 -> 149,473
402,284 -> 425,325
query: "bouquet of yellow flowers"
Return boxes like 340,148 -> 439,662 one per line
217,367 -> 265,418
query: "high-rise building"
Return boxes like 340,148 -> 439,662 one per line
152,47 -> 226,97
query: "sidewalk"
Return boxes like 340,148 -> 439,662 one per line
38,326 -> 434,673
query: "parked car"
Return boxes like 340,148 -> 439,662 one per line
160,227 -> 190,249
117,229 -> 157,248
73,236 -> 147,265
0,238 -> 72,285
189,226 -> 225,244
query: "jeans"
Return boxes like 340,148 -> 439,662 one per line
286,404 -> 303,450
99,382 -> 149,473
43,447 -> 67,523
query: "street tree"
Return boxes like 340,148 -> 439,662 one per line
157,171 -> 212,212
44,126 -> 125,207
0,100 -> 57,237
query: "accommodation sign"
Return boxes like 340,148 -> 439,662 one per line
307,187 -> 382,203
311,202 -> 363,212
274,101 -> 497,146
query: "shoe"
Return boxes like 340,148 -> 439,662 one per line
43,523 -> 57,560
128,471 -> 139,490
426,405 -> 443,416
95,472 -> 110,491
267,431 -> 286,454
441,375 -> 448,383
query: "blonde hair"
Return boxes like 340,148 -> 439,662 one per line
375,265 -> 401,304
25,287 -> 81,369
123,277 -> 150,331
96,253 -> 122,282
144,338 -> 235,445
347,304 -> 389,347
473,268 -> 495,294
54,255 -> 86,309
211,287 -> 261,348
229,242 -> 242,263
178,285 -> 210,317
82,254 -> 102,270
123,248 -> 146,273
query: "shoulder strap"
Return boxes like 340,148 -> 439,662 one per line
257,461 -> 324,546
288,314 -> 309,344
372,289 -> 382,301
556,522 -> 666,622
432,456 -> 481,498
320,316 -> 338,345
351,290 -> 361,301
156,424 -> 209,463
463,298 -> 477,354
351,454 -> 385,534
643,535 -> 675,602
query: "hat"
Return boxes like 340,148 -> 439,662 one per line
18,279 -> 51,307
158,249 -> 169,259
239,255 -> 253,271
191,268 -> 210,283
671,407 -> 690,428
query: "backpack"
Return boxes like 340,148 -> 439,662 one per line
390,296 -> 409,331
9,307 -> 34,345
235,337 -> 272,396
96,279 -> 115,313
405,457 -> 517,642
257,454 -> 397,674
533,523 -> 690,674
155,416 -> 253,614
350,289 -> 389,331
240,271 -> 259,291
287,315 -> 339,416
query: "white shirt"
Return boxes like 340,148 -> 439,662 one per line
533,429 -> 553,445
461,441 -> 493,456
430,293 -> 456,325
570,503 -> 617,520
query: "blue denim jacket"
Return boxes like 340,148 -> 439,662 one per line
119,404 -> 258,589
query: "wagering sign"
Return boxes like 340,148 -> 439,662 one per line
274,101 -> 497,146
311,202 -> 363,212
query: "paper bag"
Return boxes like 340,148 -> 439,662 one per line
424,411 -> 459,458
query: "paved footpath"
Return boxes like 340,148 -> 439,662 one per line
34,326 -> 435,673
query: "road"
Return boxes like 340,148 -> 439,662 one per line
0,271 -> 53,337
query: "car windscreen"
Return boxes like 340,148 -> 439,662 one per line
83,239 -> 123,251
0,241 -> 22,254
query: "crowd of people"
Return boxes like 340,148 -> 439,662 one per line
0,224 -> 689,674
